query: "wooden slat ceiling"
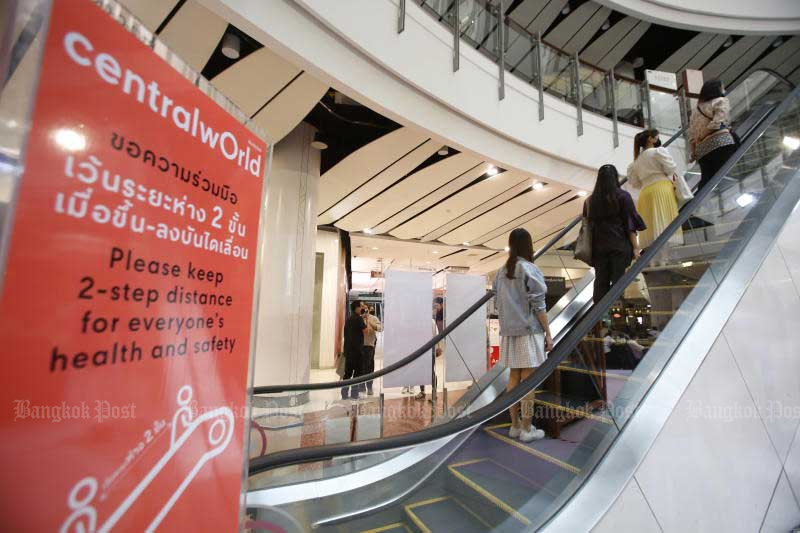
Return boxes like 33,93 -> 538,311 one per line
118,0 -> 179,32
117,0 -> 327,143
317,128 -> 430,216
336,152 -> 485,232
158,0 -> 227,73
389,169 -> 530,240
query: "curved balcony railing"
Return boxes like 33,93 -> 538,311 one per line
415,0 -> 698,145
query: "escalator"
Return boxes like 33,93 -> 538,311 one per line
245,72 -> 799,531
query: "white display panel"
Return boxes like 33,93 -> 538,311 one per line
382,270 -> 433,388
445,273 -> 488,383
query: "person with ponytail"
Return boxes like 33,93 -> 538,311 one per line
627,128 -> 684,258
584,164 -> 646,304
492,228 -> 553,442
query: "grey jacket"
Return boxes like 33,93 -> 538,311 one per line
492,259 -> 547,336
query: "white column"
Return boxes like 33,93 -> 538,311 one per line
253,122 -> 319,386
315,229 -> 341,369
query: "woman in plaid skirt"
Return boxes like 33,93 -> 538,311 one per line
492,228 -> 554,442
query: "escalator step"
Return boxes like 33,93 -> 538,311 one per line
360,523 -> 411,533
404,495 -> 491,533
447,458 -> 541,527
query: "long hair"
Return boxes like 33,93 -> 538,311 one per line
588,164 -> 620,218
699,79 -> 725,103
505,228 -> 534,279
633,128 -> 661,159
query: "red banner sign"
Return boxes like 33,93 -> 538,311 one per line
0,1 -> 267,530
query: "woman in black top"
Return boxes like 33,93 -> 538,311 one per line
584,165 -> 646,304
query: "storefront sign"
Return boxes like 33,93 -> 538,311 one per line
646,69 -> 678,91
0,1 -> 267,530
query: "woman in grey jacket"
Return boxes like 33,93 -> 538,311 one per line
492,228 -> 554,442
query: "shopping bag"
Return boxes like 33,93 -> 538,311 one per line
673,172 -> 694,205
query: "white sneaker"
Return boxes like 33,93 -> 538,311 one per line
519,427 -> 545,442
508,425 -> 522,438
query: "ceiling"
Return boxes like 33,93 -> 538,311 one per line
114,0 -> 797,278
501,0 -> 800,88
119,0 -> 329,143
103,0 -> 591,276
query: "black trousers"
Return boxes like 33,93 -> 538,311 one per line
593,252 -> 631,304
698,143 -> 738,192
341,352 -> 365,399
362,345 -> 376,392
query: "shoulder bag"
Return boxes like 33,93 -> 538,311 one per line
574,202 -> 593,266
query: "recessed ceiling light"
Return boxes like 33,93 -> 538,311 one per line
722,37 -> 733,48
561,6 -> 570,15
221,33 -> 241,59
432,250 -> 439,254
438,146 -> 449,156
54,128 -> 86,151
577,190 -> 588,197
736,193 -> 754,207
783,136 -> 800,150
601,20 -> 610,31
504,246 -> 510,252
487,166 -> 498,176
371,246 -> 379,250
681,261 -> 693,268
363,228 -> 374,234
532,182 -> 544,190
462,242 -> 470,246
310,132 -> 328,150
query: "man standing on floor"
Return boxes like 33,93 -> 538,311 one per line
342,300 -> 369,400
362,306 -> 383,396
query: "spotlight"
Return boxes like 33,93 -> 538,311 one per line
462,242 -> 470,246
432,250 -> 439,254
438,146 -> 449,156
577,190 -> 588,197
681,261 -> 693,268
772,38 -> 783,48
722,37 -> 733,48
532,182 -> 544,190
736,193 -> 754,207
311,132 -> 328,150
601,20 -> 610,31
221,33 -> 241,60
783,136 -> 800,150
561,6 -> 570,15
504,246 -> 510,252
487,166 -> 499,176
363,228 -> 374,234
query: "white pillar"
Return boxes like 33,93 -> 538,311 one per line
254,122 -> 319,386
315,230 -> 341,369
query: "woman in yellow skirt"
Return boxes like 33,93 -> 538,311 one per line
627,129 -> 684,260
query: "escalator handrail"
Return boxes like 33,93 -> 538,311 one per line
249,85 -> 800,474
252,68 -> 793,396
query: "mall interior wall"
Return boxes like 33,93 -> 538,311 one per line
253,122 -> 319,386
